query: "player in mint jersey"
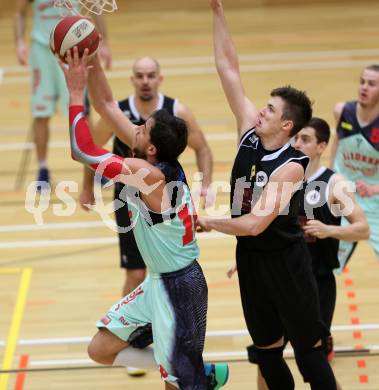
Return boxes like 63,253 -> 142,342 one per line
60,48 -> 228,390
15,0 -> 111,190
79,57 -> 213,301
330,64 -> 379,270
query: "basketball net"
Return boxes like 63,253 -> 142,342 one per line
54,0 -> 117,16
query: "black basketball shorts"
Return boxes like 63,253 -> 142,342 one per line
236,239 -> 329,352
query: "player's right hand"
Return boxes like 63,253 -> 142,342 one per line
79,188 -> 95,211
16,41 -> 28,66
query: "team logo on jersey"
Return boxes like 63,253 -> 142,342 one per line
370,127 -> 379,144
255,171 -> 268,187
306,189 -> 321,205
341,121 -> 353,131
100,315 -> 112,325
122,110 -> 132,118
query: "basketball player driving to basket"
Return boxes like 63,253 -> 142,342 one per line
59,46 -> 229,390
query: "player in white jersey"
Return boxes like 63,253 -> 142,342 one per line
60,48 -> 228,390
14,0 -> 111,190
329,64 -> 379,268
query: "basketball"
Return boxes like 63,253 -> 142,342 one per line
50,16 -> 99,63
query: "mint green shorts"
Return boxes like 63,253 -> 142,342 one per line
97,261 -> 208,388
337,211 -> 379,272
97,274 -> 178,383
30,41 -> 68,118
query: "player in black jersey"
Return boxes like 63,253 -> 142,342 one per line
79,56 -> 213,299
233,118 -> 369,390
200,1 -> 337,389
293,118 -> 369,389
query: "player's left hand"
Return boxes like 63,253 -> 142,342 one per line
356,180 -> 378,198
303,219 -> 331,239
197,216 -> 212,232
59,47 -> 92,100
199,186 -> 216,209
226,263 -> 237,278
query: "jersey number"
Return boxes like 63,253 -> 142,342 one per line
178,205 -> 197,246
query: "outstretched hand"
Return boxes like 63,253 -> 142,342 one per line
58,47 -> 93,104
209,0 -> 223,11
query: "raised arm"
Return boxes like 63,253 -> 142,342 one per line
92,15 -> 112,69
80,118 -> 113,211
176,102 -> 213,191
14,0 -> 29,66
87,55 -> 136,148
329,102 -> 344,168
210,0 -> 258,137
61,49 -> 166,211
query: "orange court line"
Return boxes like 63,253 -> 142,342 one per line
14,355 -> 29,390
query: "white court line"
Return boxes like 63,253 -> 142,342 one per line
0,232 -> 228,249
0,132 -> 236,152
1,324 -> 378,348
3,48 -> 379,73
3,59 -> 379,85
0,221 -> 111,233
25,344 -> 379,367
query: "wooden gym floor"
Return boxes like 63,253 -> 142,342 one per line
0,0 -> 379,388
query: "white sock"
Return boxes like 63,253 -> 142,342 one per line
38,160 -> 48,169
113,346 -> 157,369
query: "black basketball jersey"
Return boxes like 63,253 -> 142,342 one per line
299,167 -> 341,275
231,128 -> 309,251
112,94 -> 177,157
336,101 -> 379,152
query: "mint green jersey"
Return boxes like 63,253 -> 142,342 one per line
126,162 -> 199,274
31,0 -> 72,46
334,101 -> 379,213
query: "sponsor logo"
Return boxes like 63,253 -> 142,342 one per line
73,22 -> 89,39
248,135 -> 259,149
342,152 -> 379,166
100,315 -> 112,325
341,121 -> 353,131
370,127 -> 379,144
118,316 -> 129,326
159,365 -> 169,379
114,285 -> 144,311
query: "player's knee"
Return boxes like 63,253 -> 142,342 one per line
248,345 -> 294,390
87,334 -> 113,365
294,345 -> 336,388
126,269 -> 146,289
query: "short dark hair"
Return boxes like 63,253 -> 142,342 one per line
150,109 -> 188,163
365,64 -> 379,72
307,117 -> 330,144
270,86 -> 313,137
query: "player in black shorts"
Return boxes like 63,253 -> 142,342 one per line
242,118 -> 369,389
294,118 -> 369,358
80,57 -> 213,297
199,2 -> 337,389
